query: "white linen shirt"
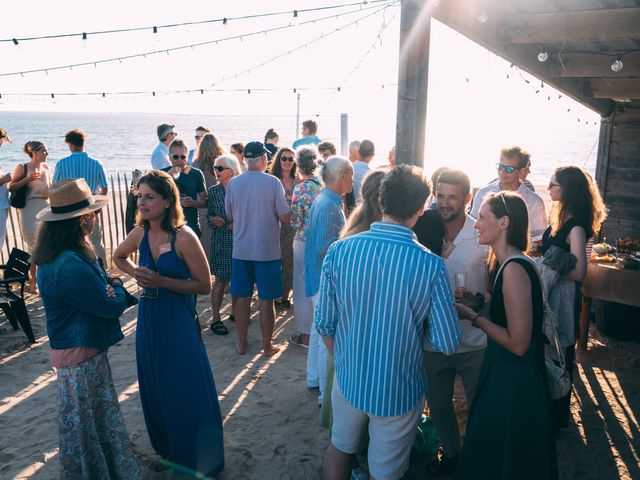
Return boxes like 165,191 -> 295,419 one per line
470,180 -> 548,241
425,215 -> 489,353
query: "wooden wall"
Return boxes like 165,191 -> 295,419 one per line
596,106 -> 640,241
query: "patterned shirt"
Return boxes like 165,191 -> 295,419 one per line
291,177 -> 322,240
53,152 -> 108,194
304,188 -> 346,297
315,222 -> 461,417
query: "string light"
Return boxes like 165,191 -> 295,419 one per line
537,50 -> 548,62
0,2 -> 393,79
1,1 -> 392,44
611,54 -> 623,72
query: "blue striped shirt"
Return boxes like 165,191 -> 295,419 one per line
315,222 -> 461,417
304,188 -> 346,297
53,152 -> 108,194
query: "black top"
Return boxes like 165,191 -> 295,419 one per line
412,209 -> 444,256
162,166 -> 206,236
265,143 -> 278,160
541,217 -> 589,255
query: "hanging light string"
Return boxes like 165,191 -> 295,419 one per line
1,0 -> 391,45
0,83 -> 398,99
316,3 -> 399,115
208,2 -> 397,87
0,4 -> 397,99
0,1 -> 395,79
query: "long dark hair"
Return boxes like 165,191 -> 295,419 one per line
484,191 -> 530,291
270,147 -> 297,180
135,170 -> 185,233
551,166 -> 606,238
31,217 -> 95,265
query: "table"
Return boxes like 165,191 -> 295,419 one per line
579,262 -> 640,349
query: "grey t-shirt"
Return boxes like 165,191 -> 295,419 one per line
225,171 -> 290,261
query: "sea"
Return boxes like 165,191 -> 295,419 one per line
0,110 -> 599,187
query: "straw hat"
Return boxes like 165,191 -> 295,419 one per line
36,179 -> 108,221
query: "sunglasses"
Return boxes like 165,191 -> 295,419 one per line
500,193 -> 511,216
171,154 -> 187,160
548,182 -> 560,188
280,156 -> 295,162
195,135 -> 204,141
496,163 -> 521,174
214,166 -> 230,172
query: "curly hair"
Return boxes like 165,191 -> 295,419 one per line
550,166 -> 606,238
379,165 -> 430,221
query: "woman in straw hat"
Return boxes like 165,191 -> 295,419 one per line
113,170 -> 224,477
31,179 -> 140,479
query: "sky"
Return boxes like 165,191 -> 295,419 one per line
0,0 -> 601,183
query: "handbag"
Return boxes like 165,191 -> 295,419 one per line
495,255 -> 571,400
9,164 -> 28,209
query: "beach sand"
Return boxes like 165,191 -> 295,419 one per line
1,278 -> 639,479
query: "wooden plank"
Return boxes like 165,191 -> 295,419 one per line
601,217 -> 640,239
395,0 -> 430,168
504,8 -> 640,44
550,52 -> 640,77
590,79 -> 640,99
595,118 -> 613,203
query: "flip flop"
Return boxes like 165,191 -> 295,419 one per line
209,320 -> 229,336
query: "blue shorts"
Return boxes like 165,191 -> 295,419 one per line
230,258 -> 283,300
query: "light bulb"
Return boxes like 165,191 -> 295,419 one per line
611,55 -> 623,72
477,11 -> 488,23
538,51 -> 548,62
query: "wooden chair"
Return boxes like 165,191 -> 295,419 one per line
0,248 -> 35,343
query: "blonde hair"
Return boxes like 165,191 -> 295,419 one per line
341,169 -> 386,238
195,133 -> 225,176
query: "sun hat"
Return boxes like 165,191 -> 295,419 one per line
243,141 -> 270,159
36,179 -> 108,222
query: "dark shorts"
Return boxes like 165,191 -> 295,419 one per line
230,258 -> 283,300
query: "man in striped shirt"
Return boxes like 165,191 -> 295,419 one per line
316,165 -> 461,480
53,129 -> 108,261
304,156 -> 353,405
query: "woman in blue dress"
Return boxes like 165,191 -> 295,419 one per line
114,170 -> 224,477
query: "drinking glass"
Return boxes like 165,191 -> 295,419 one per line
454,272 -> 468,299
138,265 -> 158,300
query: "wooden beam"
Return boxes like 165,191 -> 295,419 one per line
550,52 -> 640,78
504,8 -> 640,44
395,0 -> 429,168
590,79 -> 640,99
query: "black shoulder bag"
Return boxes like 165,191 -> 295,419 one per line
9,164 -> 28,209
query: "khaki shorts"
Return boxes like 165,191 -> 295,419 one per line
331,381 -> 422,480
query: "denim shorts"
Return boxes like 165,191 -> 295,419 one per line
230,258 -> 283,300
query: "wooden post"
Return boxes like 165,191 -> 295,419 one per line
395,0 -> 430,168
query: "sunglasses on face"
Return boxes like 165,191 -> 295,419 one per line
280,156 -> 295,162
195,135 -> 204,141
496,163 -> 521,174
548,182 -> 560,188
214,166 -> 230,172
172,154 -> 187,160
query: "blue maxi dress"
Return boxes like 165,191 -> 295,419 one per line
136,229 -> 224,476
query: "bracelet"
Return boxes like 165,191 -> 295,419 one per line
471,314 -> 482,326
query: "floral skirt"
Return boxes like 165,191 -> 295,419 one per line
57,351 -> 140,479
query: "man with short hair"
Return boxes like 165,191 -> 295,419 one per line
162,139 -> 207,237
423,169 -> 489,478
225,141 -> 290,357
304,156 -> 353,405
53,129 -> 109,261
188,125 -> 210,166
317,141 -> 337,161
151,123 -> 177,170
470,146 -> 547,243
348,140 -> 360,163
317,165 -> 460,480
345,140 -> 361,213
292,119 -> 321,149
353,139 -> 375,206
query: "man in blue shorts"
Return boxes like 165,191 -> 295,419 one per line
225,141 -> 290,356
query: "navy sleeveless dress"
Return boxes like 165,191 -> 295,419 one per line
136,229 -> 224,476
455,258 -> 558,480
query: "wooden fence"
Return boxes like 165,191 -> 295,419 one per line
1,172 -> 133,267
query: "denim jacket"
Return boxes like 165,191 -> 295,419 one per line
37,250 -> 129,350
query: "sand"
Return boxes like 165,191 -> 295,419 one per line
1,279 -> 638,479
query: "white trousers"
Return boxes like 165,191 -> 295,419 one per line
293,238 -> 314,334
306,293 -> 328,405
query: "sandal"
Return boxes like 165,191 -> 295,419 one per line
209,320 -> 229,336
289,334 -> 309,349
